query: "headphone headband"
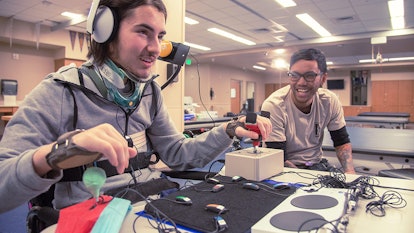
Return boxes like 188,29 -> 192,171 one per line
86,0 -> 117,43
86,0 -> 99,34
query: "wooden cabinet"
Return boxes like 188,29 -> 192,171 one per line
371,80 -> 414,122
398,80 -> 414,106
398,80 -> 414,122
264,83 -> 289,99
371,81 -> 385,107
265,84 -> 276,99
0,106 -> 18,114
0,106 -> 18,125
342,106 -> 371,117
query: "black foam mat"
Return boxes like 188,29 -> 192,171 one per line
144,176 -> 296,233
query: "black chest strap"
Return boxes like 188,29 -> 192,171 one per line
60,151 -> 158,182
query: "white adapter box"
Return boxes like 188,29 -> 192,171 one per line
225,148 -> 284,181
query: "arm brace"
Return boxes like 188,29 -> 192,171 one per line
329,126 -> 351,147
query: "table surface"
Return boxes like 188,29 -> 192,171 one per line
322,127 -> 414,157
0,105 -> 18,113
260,168 -> 414,233
42,167 -> 414,233
1,115 -> 12,121
345,116 -> 409,124
358,112 -> 410,118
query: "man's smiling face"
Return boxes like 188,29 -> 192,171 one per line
289,59 -> 326,112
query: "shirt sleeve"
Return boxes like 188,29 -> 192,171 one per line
326,92 -> 346,131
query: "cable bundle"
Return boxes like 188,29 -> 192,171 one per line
365,190 -> 407,217
312,169 -> 378,199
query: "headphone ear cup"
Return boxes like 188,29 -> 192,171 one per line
90,6 -> 118,43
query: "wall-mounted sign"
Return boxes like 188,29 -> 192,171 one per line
230,88 -> 236,98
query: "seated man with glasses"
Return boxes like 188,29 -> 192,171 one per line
261,48 -> 356,174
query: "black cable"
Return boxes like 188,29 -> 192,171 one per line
179,180 -> 198,190
297,217 -> 332,233
269,170 -> 318,180
312,168 -> 348,189
204,159 -> 225,180
161,65 -> 182,90
365,190 -> 407,217
190,53 -> 217,127
372,184 -> 414,192
247,181 -> 295,196
297,213 -> 350,233
120,163 -> 182,233
211,215 -> 228,233
193,184 -> 224,193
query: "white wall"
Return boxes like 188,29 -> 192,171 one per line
371,66 -> 414,81
0,42 -> 55,104
185,63 -> 267,116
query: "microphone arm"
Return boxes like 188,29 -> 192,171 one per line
161,64 -> 182,90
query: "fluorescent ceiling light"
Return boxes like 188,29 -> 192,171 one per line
274,49 -> 285,54
388,0 -> 405,29
61,12 -> 83,20
207,28 -> 256,46
388,0 -> 404,17
273,36 -> 284,42
359,56 -> 414,63
272,58 -> 288,69
253,65 -> 266,70
390,16 -> 405,30
359,58 -> 390,63
296,13 -> 332,37
326,61 -> 333,65
184,42 -> 211,51
275,0 -> 297,8
371,36 -> 387,44
185,17 -> 199,25
359,59 -> 376,63
388,56 -> 414,61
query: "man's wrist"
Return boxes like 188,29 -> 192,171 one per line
33,143 -> 57,177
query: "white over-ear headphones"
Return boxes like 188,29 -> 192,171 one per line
86,0 -> 118,43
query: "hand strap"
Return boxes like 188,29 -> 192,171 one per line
225,117 -> 246,139
46,130 -> 102,170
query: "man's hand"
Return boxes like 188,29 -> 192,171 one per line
71,124 -> 137,174
284,160 -> 298,168
33,124 -> 137,177
224,115 -> 272,141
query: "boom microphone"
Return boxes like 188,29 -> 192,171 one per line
158,40 -> 190,66
159,40 -> 173,58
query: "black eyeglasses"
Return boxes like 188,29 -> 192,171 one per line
287,71 -> 324,82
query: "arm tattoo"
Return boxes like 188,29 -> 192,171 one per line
335,143 -> 355,173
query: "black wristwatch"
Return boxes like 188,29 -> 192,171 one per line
46,130 -> 102,170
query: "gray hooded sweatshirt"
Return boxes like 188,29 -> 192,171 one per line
0,60 -> 232,212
